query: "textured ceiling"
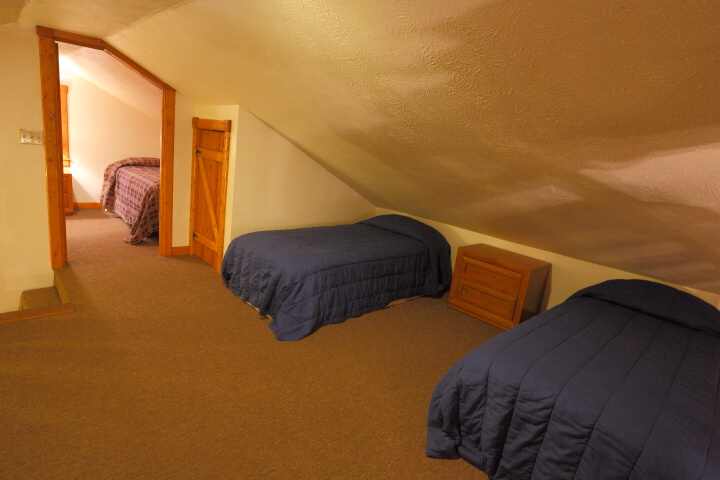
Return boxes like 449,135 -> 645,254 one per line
17,0 -> 189,38
58,43 -> 162,120
0,0 -> 25,25
10,0 -> 720,294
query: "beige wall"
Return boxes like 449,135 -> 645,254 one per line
229,107 -> 375,239
60,70 -> 161,203
193,105 -> 376,253
0,24 -> 53,312
377,208 -> 720,310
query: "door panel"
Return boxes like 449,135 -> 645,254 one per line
189,118 -> 231,272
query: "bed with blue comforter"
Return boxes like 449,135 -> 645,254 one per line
221,215 -> 451,341
427,279 -> 720,480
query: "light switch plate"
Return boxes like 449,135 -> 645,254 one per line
19,129 -> 43,145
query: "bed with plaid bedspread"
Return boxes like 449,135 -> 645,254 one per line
100,157 -> 160,244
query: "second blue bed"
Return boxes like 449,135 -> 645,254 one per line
221,214 -> 452,340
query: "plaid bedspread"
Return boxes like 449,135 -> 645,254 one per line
100,157 -> 161,244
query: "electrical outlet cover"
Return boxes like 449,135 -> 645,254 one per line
18,129 -> 43,145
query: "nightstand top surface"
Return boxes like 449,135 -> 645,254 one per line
458,243 -> 551,270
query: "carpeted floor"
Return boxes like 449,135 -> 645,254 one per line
1,209 -> 498,479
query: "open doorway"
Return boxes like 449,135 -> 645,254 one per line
58,43 -> 163,244
36,26 -> 176,268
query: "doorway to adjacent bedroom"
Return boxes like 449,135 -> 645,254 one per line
57,43 -> 162,222
36,26 -> 176,269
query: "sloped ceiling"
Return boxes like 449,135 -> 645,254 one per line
58,43 -> 162,120
11,0 -> 720,294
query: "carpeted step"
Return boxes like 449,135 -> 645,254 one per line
18,286 -> 62,310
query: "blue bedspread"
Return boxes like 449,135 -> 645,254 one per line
221,215 -> 451,340
427,279 -> 720,480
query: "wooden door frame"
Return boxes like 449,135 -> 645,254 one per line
36,26 -> 176,267
189,117 -> 231,272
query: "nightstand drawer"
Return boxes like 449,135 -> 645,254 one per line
460,256 -> 522,297
455,277 -> 516,317
448,244 -> 550,330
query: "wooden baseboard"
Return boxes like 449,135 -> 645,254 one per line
74,202 -> 102,209
0,303 -> 75,324
171,246 -> 190,256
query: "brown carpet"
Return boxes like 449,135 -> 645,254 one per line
1,209 -> 498,479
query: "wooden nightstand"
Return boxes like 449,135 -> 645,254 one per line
448,244 -> 550,330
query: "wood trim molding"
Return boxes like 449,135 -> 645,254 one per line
36,26 -> 104,49
74,202 -> 102,209
0,304 -> 75,325
159,88 -> 176,257
38,34 -> 67,269
104,44 -> 170,90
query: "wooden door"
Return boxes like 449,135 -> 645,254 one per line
189,118 -> 231,272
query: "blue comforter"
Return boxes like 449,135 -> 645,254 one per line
427,279 -> 720,480
221,215 -> 451,340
